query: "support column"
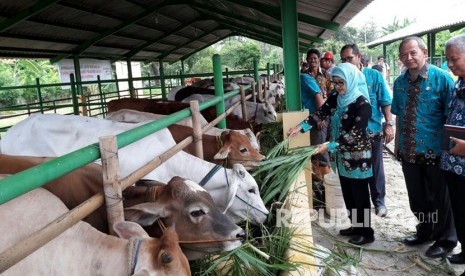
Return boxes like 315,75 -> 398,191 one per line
181,59 -> 185,86
212,54 -> 226,129
73,55 -> 83,96
126,59 -> 135,98
281,0 -> 300,111
160,60 -> 166,100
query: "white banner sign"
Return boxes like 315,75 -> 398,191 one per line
57,59 -> 113,85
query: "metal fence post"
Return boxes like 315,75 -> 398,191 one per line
97,75 -> 105,117
70,74 -> 79,115
35,78 -> 44,114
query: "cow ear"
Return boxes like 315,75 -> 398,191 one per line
223,165 -> 245,214
122,186 -> 147,199
233,164 -> 247,179
124,203 -> 171,226
113,221 -> 149,239
223,179 -> 239,214
214,146 -> 230,160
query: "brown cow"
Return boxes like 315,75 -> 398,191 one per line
106,109 -> 264,165
0,186 -> 190,275
0,154 -> 245,260
167,124 -> 264,169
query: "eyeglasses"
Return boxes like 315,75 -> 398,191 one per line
332,80 -> 345,87
340,56 -> 355,63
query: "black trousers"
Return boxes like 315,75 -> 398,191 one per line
310,125 -> 329,166
339,175 -> 374,238
369,138 -> 386,208
446,171 -> 465,250
402,162 -> 457,247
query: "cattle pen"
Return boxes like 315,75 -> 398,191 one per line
0,58 -> 319,275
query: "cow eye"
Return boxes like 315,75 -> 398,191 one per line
240,148 -> 248,153
190,210 -> 206,217
248,189 -> 255,194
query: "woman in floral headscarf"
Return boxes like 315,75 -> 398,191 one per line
288,63 -> 374,245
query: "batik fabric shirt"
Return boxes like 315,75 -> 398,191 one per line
392,64 -> 454,165
440,77 -> 465,176
300,91 -> 373,179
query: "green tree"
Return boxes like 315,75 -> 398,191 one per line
220,38 -> 261,70
382,17 -> 413,36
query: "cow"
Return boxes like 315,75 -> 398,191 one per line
106,108 -> 261,150
0,114 -> 269,225
0,187 -> 191,275
167,124 -> 264,169
106,110 -> 264,169
0,154 -> 245,260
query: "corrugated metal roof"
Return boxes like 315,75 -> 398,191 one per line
366,11 -> 465,48
0,0 -> 372,63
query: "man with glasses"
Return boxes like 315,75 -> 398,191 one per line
340,44 -> 394,218
392,36 -> 457,259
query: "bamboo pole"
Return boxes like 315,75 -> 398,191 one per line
80,95 -> 88,116
0,194 -> 104,273
99,136 -> 124,236
190,100 -> 203,159
252,81 -> 257,103
240,86 -> 248,121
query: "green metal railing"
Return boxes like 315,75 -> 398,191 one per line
0,66 -> 279,135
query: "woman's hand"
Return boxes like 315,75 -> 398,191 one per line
287,125 -> 302,137
317,120 -> 326,130
450,137 -> 465,156
316,143 -> 328,155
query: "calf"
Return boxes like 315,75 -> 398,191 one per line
167,124 -> 264,169
0,187 -> 190,275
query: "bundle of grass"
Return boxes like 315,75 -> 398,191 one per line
189,222 -> 299,275
190,140 -> 323,275
253,139 -> 320,205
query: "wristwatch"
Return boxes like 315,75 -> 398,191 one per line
386,120 -> 395,126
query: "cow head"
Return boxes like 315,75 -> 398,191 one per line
124,177 -> 245,260
255,102 -> 277,124
113,222 -> 190,276
242,128 -> 261,151
206,164 -> 269,225
214,130 -> 265,169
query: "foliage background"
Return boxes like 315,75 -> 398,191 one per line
2,18 -> 465,105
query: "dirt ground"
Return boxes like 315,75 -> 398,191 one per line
311,148 -> 465,276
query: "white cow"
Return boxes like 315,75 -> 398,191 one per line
106,109 -> 261,151
1,114 -> 268,224
264,82 -> 285,106
0,187 -> 190,276
181,94 -> 277,124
